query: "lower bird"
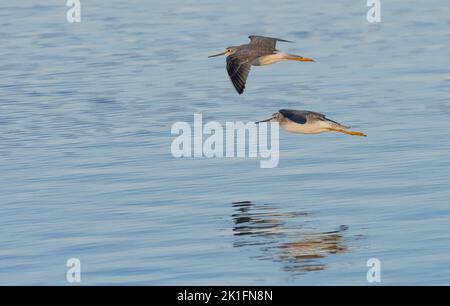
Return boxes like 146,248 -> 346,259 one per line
208,35 -> 315,94
256,109 -> 366,137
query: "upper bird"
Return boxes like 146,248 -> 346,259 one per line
208,35 -> 315,94
256,109 -> 366,137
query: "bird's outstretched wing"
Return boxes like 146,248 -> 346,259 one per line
304,111 -> 349,128
248,35 -> 293,51
279,109 -> 349,128
226,52 -> 254,94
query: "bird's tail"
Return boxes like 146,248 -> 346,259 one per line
329,128 -> 367,137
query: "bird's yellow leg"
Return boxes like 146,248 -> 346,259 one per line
329,128 -> 367,137
286,56 -> 315,62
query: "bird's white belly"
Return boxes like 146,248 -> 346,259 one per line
252,53 -> 286,66
280,121 -> 330,134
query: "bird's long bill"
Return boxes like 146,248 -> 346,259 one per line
208,51 -> 226,58
255,117 -> 273,124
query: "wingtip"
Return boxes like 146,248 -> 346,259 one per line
233,86 -> 244,95
233,85 -> 244,94
276,37 -> 294,43
248,35 -> 294,43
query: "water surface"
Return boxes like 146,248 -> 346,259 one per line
1,0 -> 450,285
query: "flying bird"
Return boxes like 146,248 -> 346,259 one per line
256,109 -> 366,137
208,35 -> 315,94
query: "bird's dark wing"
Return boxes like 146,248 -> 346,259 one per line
279,109 -> 308,124
248,35 -> 293,51
279,109 -> 348,128
226,51 -> 256,94
304,111 -> 347,128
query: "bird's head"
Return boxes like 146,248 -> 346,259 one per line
256,112 -> 283,124
208,46 -> 238,58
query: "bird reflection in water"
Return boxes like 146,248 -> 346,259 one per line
231,201 -> 360,274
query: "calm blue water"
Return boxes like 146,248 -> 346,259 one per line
1,0 -> 450,285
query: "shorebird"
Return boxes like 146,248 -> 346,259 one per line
208,35 -> 315,94
256,109 -> 366,137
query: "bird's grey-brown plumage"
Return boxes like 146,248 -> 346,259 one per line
248,35 -> 293,50
226,51 -> 252,94
209,35 -> 315,94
